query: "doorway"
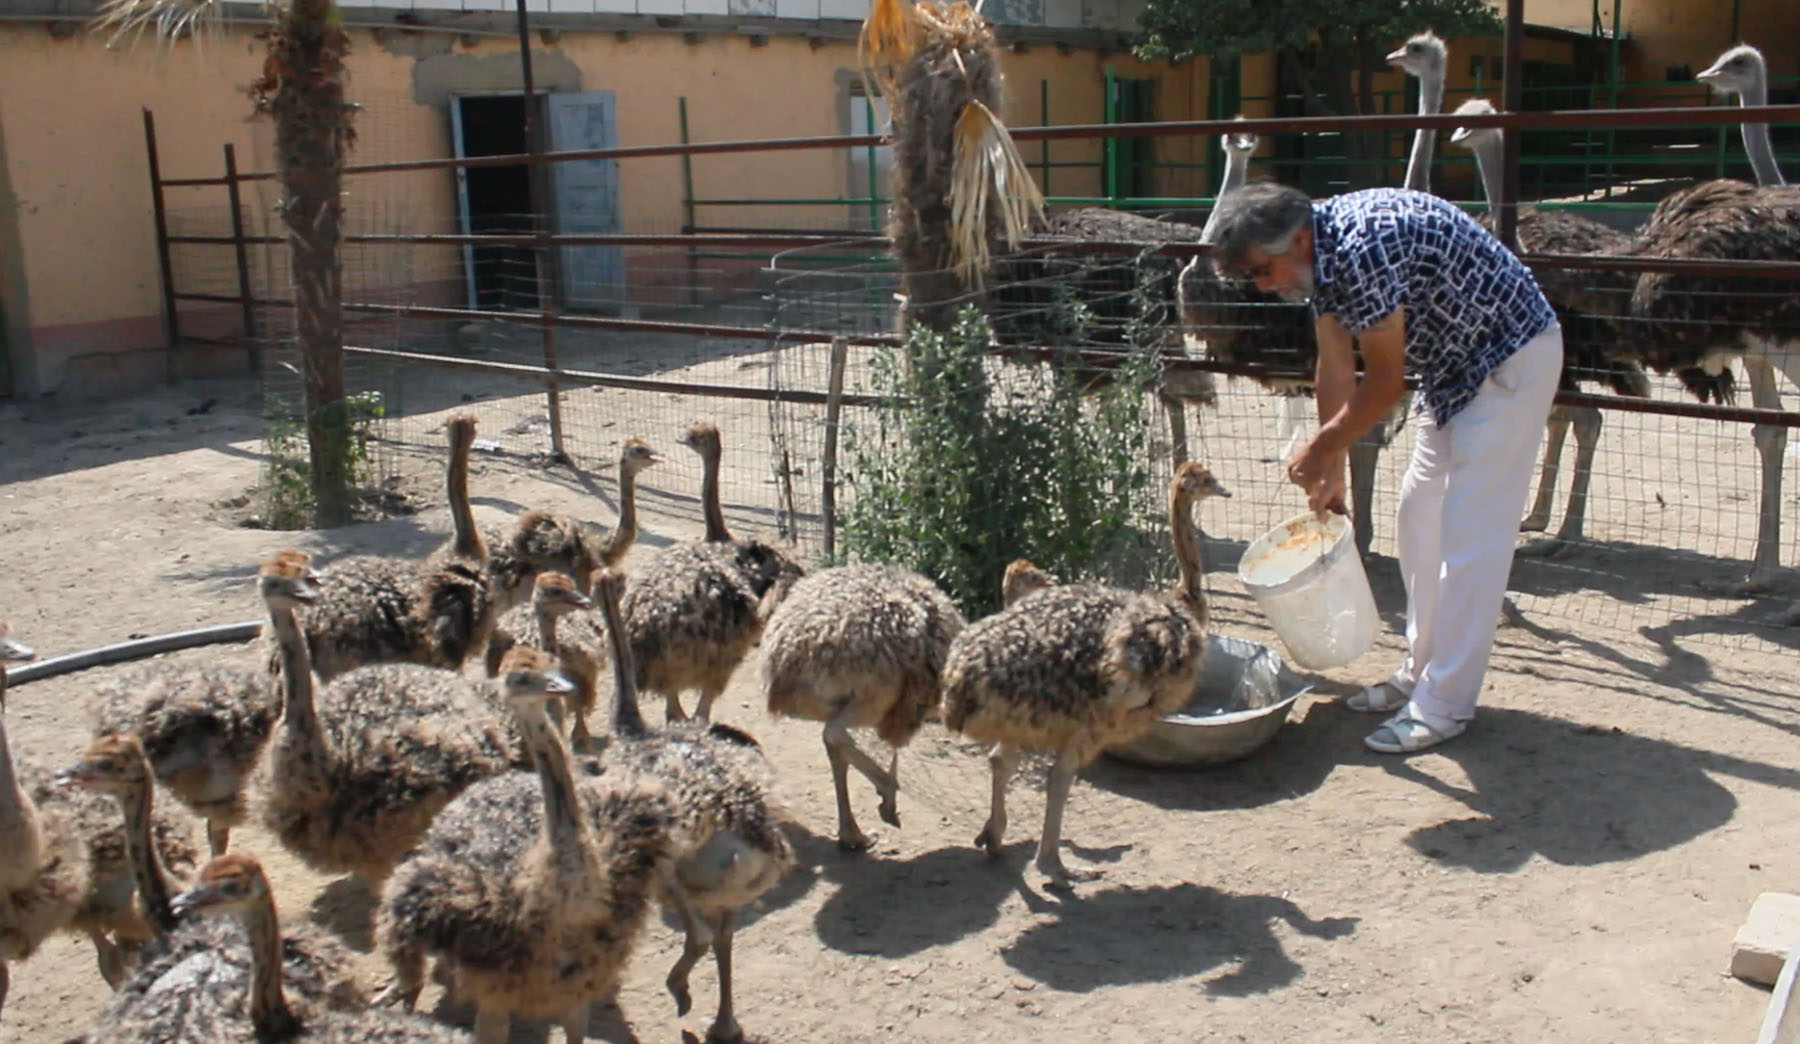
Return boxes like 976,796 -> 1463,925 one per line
452,94 -> 538,311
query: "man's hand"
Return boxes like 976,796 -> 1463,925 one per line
1288,440 -> 1349,518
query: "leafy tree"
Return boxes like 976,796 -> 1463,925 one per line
1135,0 -> 1502,187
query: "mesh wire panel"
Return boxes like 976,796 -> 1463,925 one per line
159,193 -> 1800,648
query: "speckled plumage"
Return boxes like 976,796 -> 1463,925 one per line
376,765 -> 676,1023
623,539 -> 803,722
762,565 -> 964,745
597,566 -> 792,1041
74,856 -> 454,1044
294,553 -> 494,684
89,663 -> 278,853
259,553 -> 518,884
943,584 -> 1203,763
0,762 -> 91,970
484,580 -> 607,747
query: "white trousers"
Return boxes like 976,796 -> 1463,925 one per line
1389,324 -> 1563,723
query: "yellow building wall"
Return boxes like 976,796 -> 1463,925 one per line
1530,0 -> 1800,83
0,22 -> 1204,397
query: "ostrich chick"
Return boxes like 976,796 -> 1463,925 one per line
759,565 -> 965,850
941,462 -> 1228,888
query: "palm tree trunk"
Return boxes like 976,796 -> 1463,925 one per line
262,0 -> 354,525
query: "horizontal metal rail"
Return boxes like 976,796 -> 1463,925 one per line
343,345 -> 885,407
156,104 -> 1800,186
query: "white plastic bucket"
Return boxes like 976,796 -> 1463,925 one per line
1236,511 -> 1378,670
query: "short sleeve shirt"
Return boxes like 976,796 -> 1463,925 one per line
1307,188 -> 1557,426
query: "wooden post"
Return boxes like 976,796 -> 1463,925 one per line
820,336 -> 849,560
223,143 -> 261,376
142,109 -> 182,382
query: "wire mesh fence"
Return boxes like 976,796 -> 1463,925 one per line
160,193 -> 1800,649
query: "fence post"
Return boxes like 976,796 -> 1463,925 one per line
142,109 -> 182,383
680,96 -> 699,307
223,143 -> 261,377
513,0 -> 567,462
820,336 -> 849,560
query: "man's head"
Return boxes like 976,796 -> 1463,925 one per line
1208,182 -> 1316,302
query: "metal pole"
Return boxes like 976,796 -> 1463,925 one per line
1608,0 -> 1622,195
820,336 -> 848,560
1104,65 -> 1118,204
1040,78 -> 1051,196
223,144 -> 261,377
1499,0 -> 1525,249
514,0 -> 567,462
142,109 -> 182,382
679,96 -> 698,306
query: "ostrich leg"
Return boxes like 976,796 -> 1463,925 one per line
1520,404 -> 1602,556
1708,353 -> 1792,595
1349,428 -> 1383,559
1521,407 -> 1573,533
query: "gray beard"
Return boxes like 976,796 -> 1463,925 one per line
1274,266 -> 1316,303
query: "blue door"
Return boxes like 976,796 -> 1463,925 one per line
546,92 -> 624,312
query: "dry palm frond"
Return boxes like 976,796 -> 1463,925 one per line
858,0 -> 919,104
950,98 -> 1046,287
92,0 -> 222,49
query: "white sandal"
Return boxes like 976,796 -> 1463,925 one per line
1364,715 -> 1467,754
1346,682 -> 1409,714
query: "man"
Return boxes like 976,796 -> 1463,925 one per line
1207,182 -> 1562,754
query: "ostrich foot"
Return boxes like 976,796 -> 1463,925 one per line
1700,573 -> 1777,598
1516,537 -> 1569,559
1035,852 -> 1103,890
706,1015 -> 745,1044
974,823 -> 1005,858
836,827 -> 874,853
1519,513 -> 1550,534
666,973 -> 693,1017
877,789 -> 900,829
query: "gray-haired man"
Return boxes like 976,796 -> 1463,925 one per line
1209,182 -> 1562,754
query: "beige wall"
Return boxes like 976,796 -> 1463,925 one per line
1531,0 -> 1800,83
0,22 -> 1206,397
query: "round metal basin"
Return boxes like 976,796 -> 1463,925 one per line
1106,633 -> 1313,769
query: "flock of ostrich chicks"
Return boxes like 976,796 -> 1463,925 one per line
0,412 -> 1235,1043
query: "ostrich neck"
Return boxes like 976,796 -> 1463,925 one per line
1469,135 -> 1505,217
1199,150 -> 1253,244
533,605 -> 561,653
1404,73 -> 1444,192
244,893 -> 299,1040
121,779 -> 177,932
699,449 -> 731,543
1738,83 -> 1788,187
270,608 -> 319,743
608,463 -> 640,559
1168,488 -> 1207,622
0,711 -> 43,892
600,592 -> 648,738
446,436 -> 484,562
518,707 -> 584,857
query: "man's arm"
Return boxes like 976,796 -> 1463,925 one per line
1314,307 -> 1407,455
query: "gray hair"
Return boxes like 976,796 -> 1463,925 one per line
1207,182 -> 1314,277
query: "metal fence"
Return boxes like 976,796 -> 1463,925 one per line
150,101 -> 1800,649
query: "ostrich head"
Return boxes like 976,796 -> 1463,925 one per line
0,622 -> 33,662
495,646 -> 574,714
1223,119 -> 1258,159
55,733 -> 151,796
1001,558 -> 1058,607
258,550 -> 322,612
171,854 -> 272,920
619,437 -> 661,475
1386,32 -> 1447,80
1696,44 -> 1768,99
1172,461 -> 1232,502
1448,98 -> 1500,148
531,571 -> 595,618
678,421 -> 722,456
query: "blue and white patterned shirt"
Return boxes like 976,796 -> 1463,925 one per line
1307,188 -> 1556,427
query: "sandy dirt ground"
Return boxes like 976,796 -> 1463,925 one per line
1,363 -> 1797,1044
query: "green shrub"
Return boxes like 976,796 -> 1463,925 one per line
260,390 -> 386,529
840,307 -> 1164,617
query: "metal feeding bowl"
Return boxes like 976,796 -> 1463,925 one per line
1106,633 -> 1314,769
